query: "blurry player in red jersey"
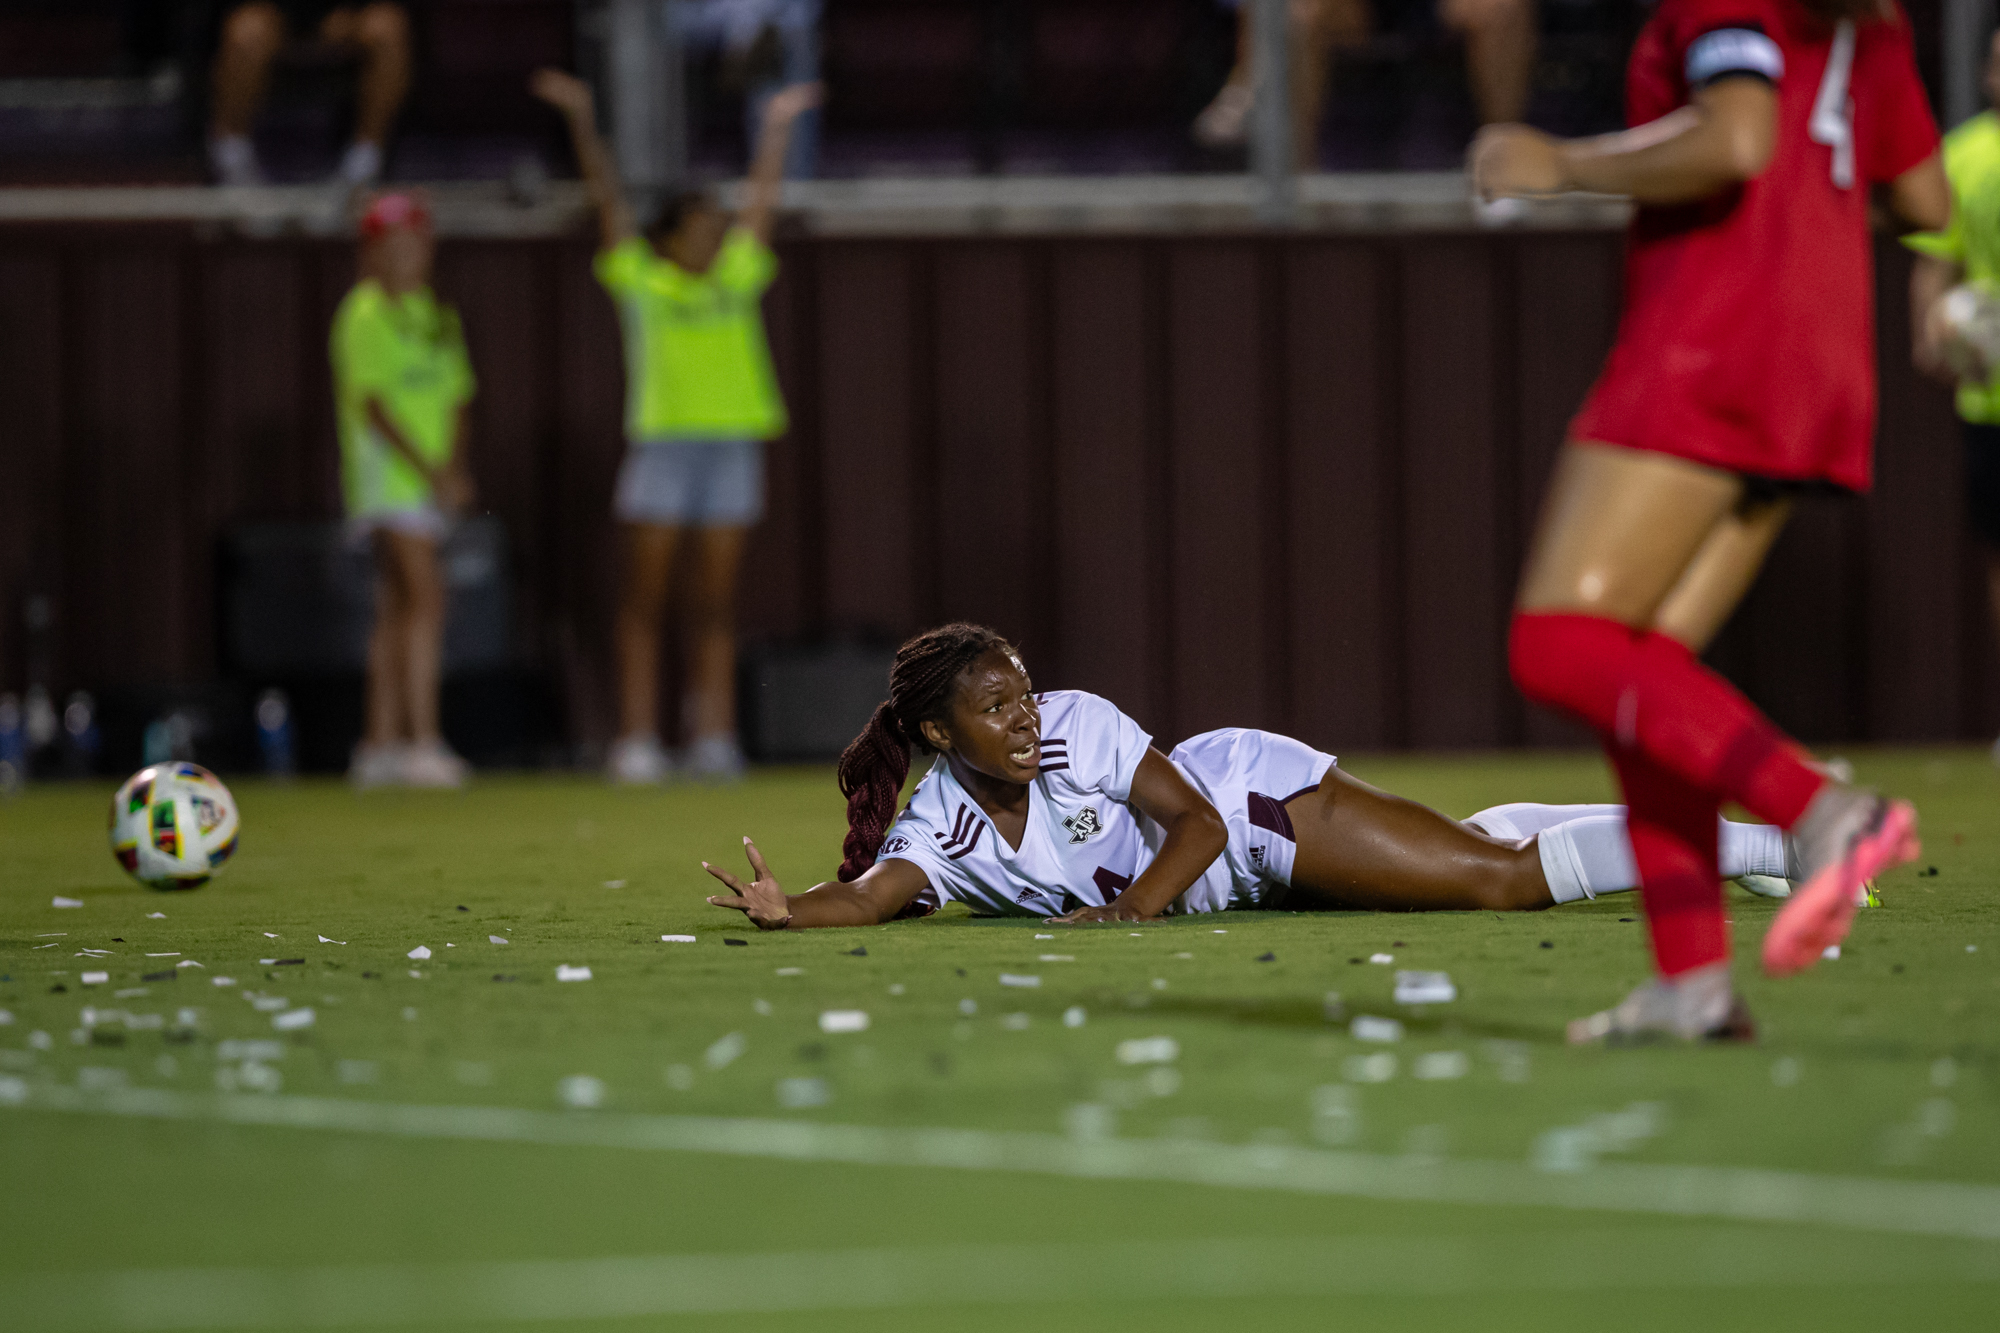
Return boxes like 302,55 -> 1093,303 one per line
1471,0 -> 1949,1042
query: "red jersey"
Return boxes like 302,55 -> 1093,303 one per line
1570,0 -> 1938,491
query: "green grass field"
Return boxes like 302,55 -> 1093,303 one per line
3,749 -> 1998,1331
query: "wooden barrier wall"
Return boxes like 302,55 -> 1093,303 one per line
0,224 -> 1993,755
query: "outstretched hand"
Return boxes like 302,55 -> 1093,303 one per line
1045,902 -> 1161,926
1469,124 -> 1567,201
529,68 -> 594,117
704,837 -> 793,929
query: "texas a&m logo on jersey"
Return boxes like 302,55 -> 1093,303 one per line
1062,806 -> 1103,844
880,834 -> 912,857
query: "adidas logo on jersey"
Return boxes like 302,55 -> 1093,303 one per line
1062,807 -> 1103,844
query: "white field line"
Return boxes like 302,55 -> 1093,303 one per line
10,1083 -> 2000,1244
2,1229 -> 1999,1331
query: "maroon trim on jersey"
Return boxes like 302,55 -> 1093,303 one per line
1038,736 -> 1069,773
1246,791 -> 1298,843
936,804 -> 987,860
1093,866 -> 1133,901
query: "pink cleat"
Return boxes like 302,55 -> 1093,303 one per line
1763,795 -> 1918,977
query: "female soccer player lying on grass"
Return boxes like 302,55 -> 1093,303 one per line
703,625 -> 1798,930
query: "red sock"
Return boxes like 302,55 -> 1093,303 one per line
1612,746 -> 1728,976
1509,611 -> 1824,828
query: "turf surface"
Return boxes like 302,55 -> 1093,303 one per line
2,749 -> 1997,1330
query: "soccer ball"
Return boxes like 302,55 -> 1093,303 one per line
108,763 -> 240,890
1935,283 -> 2000,384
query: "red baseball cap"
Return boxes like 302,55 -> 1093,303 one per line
359,192 -> 431,239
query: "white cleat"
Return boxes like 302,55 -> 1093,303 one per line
348,742 -> 407,791
681,734 -> 747,784
401,739 -> 470,789
607,734 -> 671,785
1567,961 -> 1755,1045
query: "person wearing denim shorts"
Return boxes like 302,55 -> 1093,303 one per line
535,67 -> 820,782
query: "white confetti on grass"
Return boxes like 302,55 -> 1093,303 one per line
271,1008 -> 315,1032
704,1033 -> 746,1069
775,967 -> 803,977
176,960 -> 203,969
318,936 -> 346,945
489,936 -> 510,945
407,946 -> 432,961
999,974 -> 1041,989
145,953 -> 179,958
211,977 -> 236,987
1116,1036 -> 1179,1065
263,933 -> 279,939
775,1077 -> 830,1109
819,1010 -> 869,1034
1351,1016 -> 1404,1043
556,965 -> 592,982
660,935 -> 695,943
1393,971 -> 1457,1005
558,1075 -> 605,1110
1035,934 -> 1054,940
1063,1006 -> 1087,1028
1822,945 -> 1841,961
52,897 -> 82,909
80,972 -> 108,985
145,912 -> 165,919
1002,1013 -> 1030,1030
1038,955 -> 1075,963
602,880 -> 626,890
1369,953 -> 1394,965
1414,1051 -> 1470,1081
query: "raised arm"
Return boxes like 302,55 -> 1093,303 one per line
529,68 -> 634,250
738,82 -> 823,246
704,836 -> 930,929
1472,76 -> 1776,206
1046,749 -> 1228,925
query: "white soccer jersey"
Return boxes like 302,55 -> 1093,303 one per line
877,691 -> 1335,918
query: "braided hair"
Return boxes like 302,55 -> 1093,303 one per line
834,623 -> 1014,882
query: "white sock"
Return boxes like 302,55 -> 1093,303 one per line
1719,819 -> 1787,879
1468,802 -> 1790,904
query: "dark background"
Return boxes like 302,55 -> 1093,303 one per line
0,224 -> 1991,769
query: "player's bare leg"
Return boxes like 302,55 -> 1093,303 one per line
681,524 -> 748,780
1651,493 -> 1792,652
612,522 -> 679,782
1281,767 -> 1551,911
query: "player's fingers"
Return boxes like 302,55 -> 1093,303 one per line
702,861 -> 749,894
742,837 -> 775,880
706,895 -> 749,913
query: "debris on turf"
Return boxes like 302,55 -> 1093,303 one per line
492,935 -> 511,944
1368,953 -> 1393,965
1003,1013 -> 1030,1029
959,999 -> 977,1015
558,1075 -> 605,1109
317,936 -> 345,945
705,1032 -> 746,1067
555,965 -> 592,982
456,905 -> 469,912
263,933 -> 278,939
407,946 -> 432,961
1116,1036 -> 1178,1064
999,974 -> 1041,988
51,897 -> 82,909
1823,945 -> 1841,961
145,912 -> 165,919
724,939 -> 748,948
211,976 -> 235,986
1414,1051 -> 1469,1080
271,1008 -> 314,1031
1346,1052 -> 1396,1083
775,1076 -> 829,1109
81,972 -> 107,985
1256,952 -> 1276,962
775,967 -> 803,976
1035,934 -> 1054,939
492,974 -> 516,983
1393,971 -> 1456,1005
753,998 -> 772,1014
846,947 -> 867,956
1064,1006 -> 1087,1027
1351,1015 -> 1403,1043
1323,992 -> 1345,1021
1540,941 -> 1553,949
819,1010 -> 869,1033
1039,954 -> 1074,962
660,935 -> 693,943
602,880 -> 626,889
887,984 -> 904,995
